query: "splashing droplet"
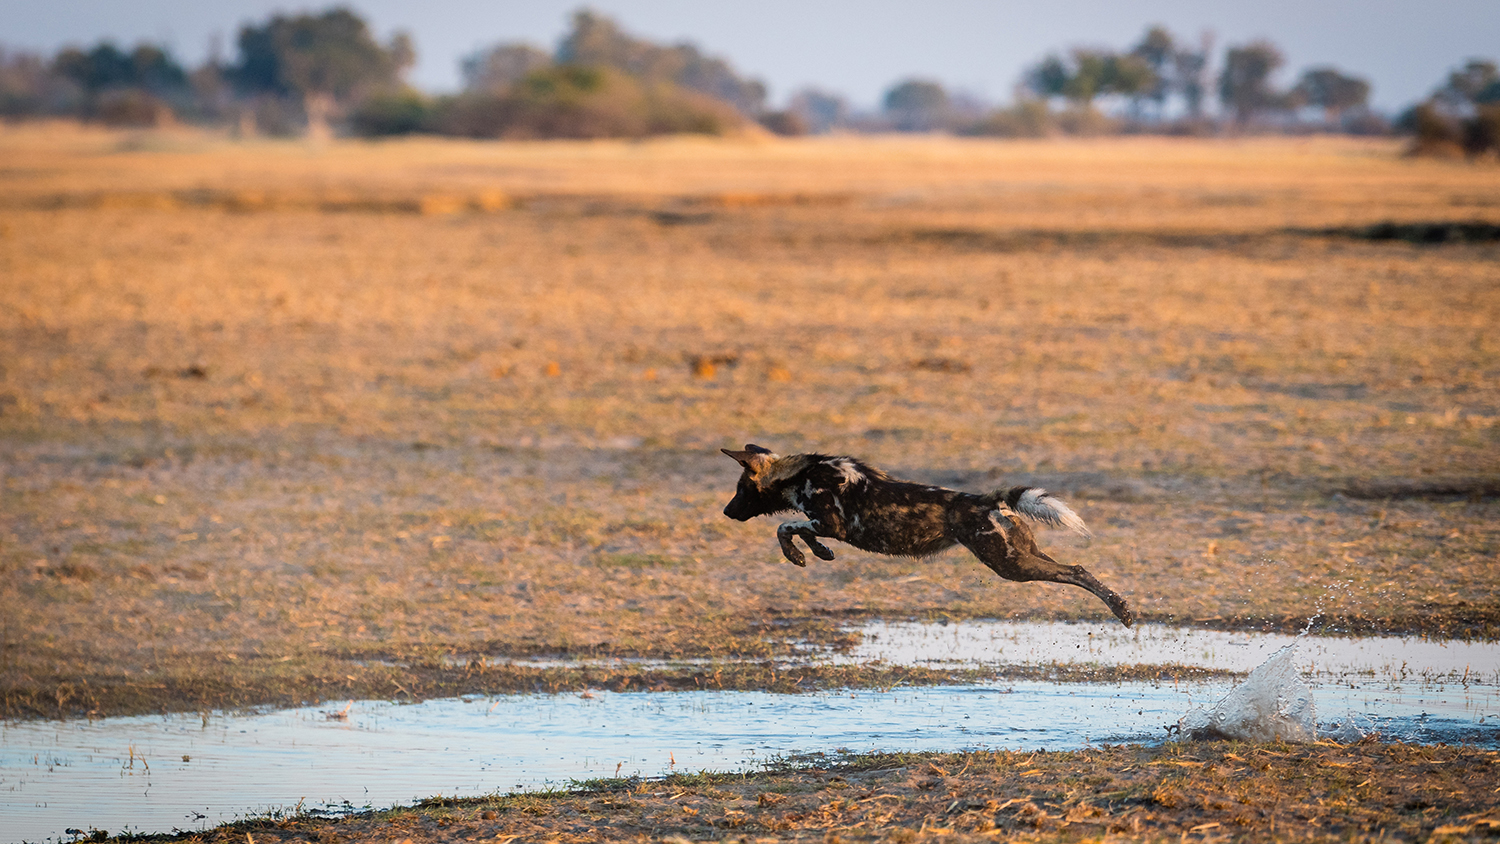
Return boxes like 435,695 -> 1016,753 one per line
1178,644 -> 1317,742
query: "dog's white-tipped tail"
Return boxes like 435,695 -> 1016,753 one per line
1013,488 -> 1092,537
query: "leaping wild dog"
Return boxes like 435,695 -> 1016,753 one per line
720,444 -> 1134,626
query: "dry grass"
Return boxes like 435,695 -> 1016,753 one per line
2,123 -> 1498,718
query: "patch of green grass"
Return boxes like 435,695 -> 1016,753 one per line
566,775 -> 643,792
594,551 -> 679,569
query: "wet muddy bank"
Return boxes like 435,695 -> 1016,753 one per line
9,616 -> 1499,723
0,655 -> 1236,723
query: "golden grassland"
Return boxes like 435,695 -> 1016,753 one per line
1,123 -> 1499,720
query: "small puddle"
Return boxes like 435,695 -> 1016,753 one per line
476,621 -> 1499,684
844,621 -> 1499,681
3,622 -> 1497,843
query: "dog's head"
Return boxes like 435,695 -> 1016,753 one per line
720,443 -> 784,521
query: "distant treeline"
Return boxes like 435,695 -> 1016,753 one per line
1,6 -> 1497,155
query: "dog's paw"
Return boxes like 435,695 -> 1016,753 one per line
807,539 -> 836,561
782,549 -> 808,567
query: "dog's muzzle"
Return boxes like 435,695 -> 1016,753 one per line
723,501 -> 753,521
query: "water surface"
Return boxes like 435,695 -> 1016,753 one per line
3,621 -> 1496,844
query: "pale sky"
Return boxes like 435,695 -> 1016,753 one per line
2,1 -> 1495,112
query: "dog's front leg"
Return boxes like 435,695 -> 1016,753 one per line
776,519 -> 836,566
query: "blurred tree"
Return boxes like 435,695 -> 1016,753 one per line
185,35 -> 236,124
758,109 -> 807,136
1464,104 -> 1500,157
1125,25 -> 1213,123
53,42 -> 187,95
1292,66 -> 1370,123
432,63 -> 738,139
1219,40 -> 1286,126
1025,49 -> 1154,109
1131,27 -> 1175,74
1,48 -> 72,116
1434,57 -> 1500,125
1400,59 -> 1500,158
52,43 -> 127,93
349,88 -> 431,136
1174,34 -> 1212,120
51,41 -> 189,125
1437,59 -> 1500,111
1397,100 -> 1463,155
883,78 -> 949,130
462,43 -> 551,93
963,99 -> 1053,138
228,7 -> 413,139
556,11 -> 657,76
1066,50 -> 1111,103
1026,55 -> 1070,101
1130,26 -> 1175,117
786,87 -> 848,134
1104,52 -> 1156,102
555,10 -> 765,116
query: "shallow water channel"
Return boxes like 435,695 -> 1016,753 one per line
3,621 -> 1497,843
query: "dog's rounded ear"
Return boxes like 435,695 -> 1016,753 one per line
745,444 -> 774,455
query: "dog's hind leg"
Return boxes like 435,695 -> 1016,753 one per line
959,510 -> 1134,627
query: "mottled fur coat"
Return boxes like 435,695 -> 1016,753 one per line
721,444 -> 1133,626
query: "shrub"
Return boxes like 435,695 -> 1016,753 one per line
884,78 -> 951,131
94,89 -> 174,126
1339,109 -> 1390,136
1400,101 -> 1464,157
1462,104 -> 1500,157
430,64 -> 739,139
758,110 -> 807,136
961,100 -> 1054,138
1054,105 -> 1118,136
349,89 -> 432,136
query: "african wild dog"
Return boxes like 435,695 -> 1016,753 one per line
721,445 -> 1134,626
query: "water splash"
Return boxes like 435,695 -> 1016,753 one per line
1299,577 -> 1357,637
1324,711 -> 1379,743
1178,644 -> 1317,742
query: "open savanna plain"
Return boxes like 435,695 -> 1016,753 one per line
2,124 -> 1498,842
